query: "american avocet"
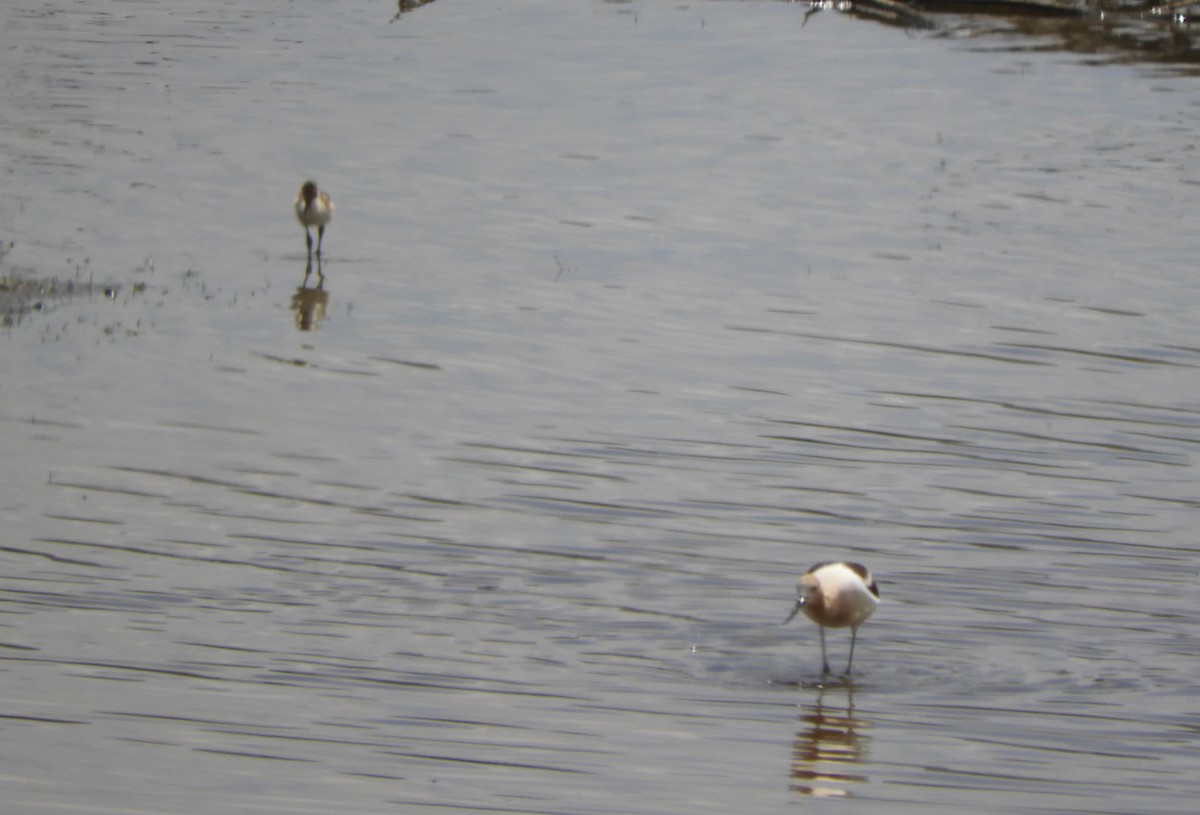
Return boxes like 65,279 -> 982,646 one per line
783,561 -> 879,675
294,180 -> 333,258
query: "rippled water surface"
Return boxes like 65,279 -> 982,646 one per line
3,1 -> 1199,813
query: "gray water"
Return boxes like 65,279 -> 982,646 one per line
2,1 -> 1199,813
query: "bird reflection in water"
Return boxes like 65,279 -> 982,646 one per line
292,258 -> 329,331
790,688 -> 870,798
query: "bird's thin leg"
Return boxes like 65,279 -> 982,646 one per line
844,627 -> 858,675
305,227 -> 313,258
316,225 -> 325,258
820,626 -> 830,674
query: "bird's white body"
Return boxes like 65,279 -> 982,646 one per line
294,181 -> 333,257
294,186 -> 333,228
783,561 -> 879,674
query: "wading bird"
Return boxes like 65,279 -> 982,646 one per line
294,180 -> 333,259
783,561 -> 879,675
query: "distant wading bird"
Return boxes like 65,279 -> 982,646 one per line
783,561 -> 879,675
294,180 -> 333,259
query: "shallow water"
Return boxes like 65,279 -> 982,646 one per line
3,1 -> 1199,813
